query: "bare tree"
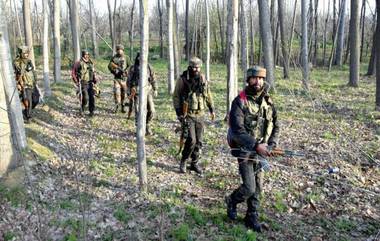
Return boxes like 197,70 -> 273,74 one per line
322,0 -> 330,66
367,30 -> 376,76
258,0 -> 275,89
185,0 -> 190,61
205,0 -> 210,82
249,0 -> 255,65
89,0 -> 98,58
167,0 -> 175,94
348,0 -> 360,87
375,0 -> 380,110
130,0 -> 136,59
312,0 -> 319,65
301,0 -> 309,89
226,0 -> 238,115
158,0 -> 164,59
42,0 -> 51,96
70,0 -> 80,61
359,0 -> 366,62
288,0 -> 297,68
173,0 -> 181,78
335,0 -> 346,66
277,0 -> 289,78
217,0 -> 225,60
53,0 -> 61,82
107,0 -> 115,54
137,0 -> 149,191
23,0 -> 35,65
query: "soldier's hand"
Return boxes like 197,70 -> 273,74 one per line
153,90 -> 158,97
210,112 -> 215,121
256,143 -> 271,157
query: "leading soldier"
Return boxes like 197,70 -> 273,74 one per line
173,57 -> 215,175
108,44 -> 132,113
225,66 -> 280,232
13,46 -> 37,122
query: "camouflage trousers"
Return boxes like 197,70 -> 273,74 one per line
181,116 -> 204,164
20,87 -> 33,119
132,90 -> 155,128
113,79 -> 127,105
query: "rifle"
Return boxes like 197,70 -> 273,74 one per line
128,87 -> 137,100
110,62 -> 127,77
176,101 -> 189,156
231,147 -> 305,158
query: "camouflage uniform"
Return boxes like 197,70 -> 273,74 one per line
226,66 -> 279,232
108,44 -> 132,113
127,53 -> 157,135
77,50 -> 96,116
13,46 -> 37,121
173,57 -> 214,174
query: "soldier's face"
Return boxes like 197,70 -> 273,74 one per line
117,49 -> 124,55
84,53 -> 90,61
248,76 -> 264,91
22,52 -> 29,59
191,66 -> 201,75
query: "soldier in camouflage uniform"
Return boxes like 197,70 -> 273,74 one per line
13,46 -> 37,122
76,50 -> 96,116
127,53 -> 157,135
225,66 -> 280,232
108,44 -> 132,113
173,57 -> 215,174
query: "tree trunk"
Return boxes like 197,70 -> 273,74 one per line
333,0 -> 337,41
367,30 -> 376,76
329,2 -> 344,71
137,0 -> 149,191
277,0 -> 289,78
70,0 -> 80,61
322,0 -> 330,66
249,0 -> 255,65
348,0 -> 360,87
301,0 -> 309,89
217,0 -> 225,61
53,0 -> 61,82
158,0 -> 164,59
360,0 -> 366,62
12,0 -> 23,45
288,0 -> 298,68
240,0 -> 248,81
42,0 -> 51,97
167,0 -> 175,94
226,0 -> 238,115
335,0 -> 346,66
258,0 -> 275,89
107,0 -> 115,54
185,0 -> 190,61
89,0 -> 98,58
313,0 -> 319,65
23,0 -> 35,65
130,0 -> 136,59
375,0 -> 380,110
205,0 -> 210,82
174,0 -> 181,78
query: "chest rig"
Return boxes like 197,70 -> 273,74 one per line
240,91 -> 274,144
183,73 -> 207,112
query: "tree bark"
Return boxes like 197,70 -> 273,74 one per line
348,0 -> 360,87
89,0 -> 98,58
130,0 -> 136,59
217,0 -> 225,61
107,0 -> 115,54
360,0 -> 366,62
258,0 -> 275,89
174,0 -> 181,78
205,0 -> 210,83
137,0 -> 149,191
322,0 -> 330,66
167,0 -> 175,94
43,0 -> 51,96
367,30 -> 376,76
185,0 -> 190,61
53,0 -> 61,82
288,0 -> 298,69
226,0 -> 238,115
301,0 -> 309,89
335,0 -> 347,66
375,0 -> 380,110
70,0 -> 80,61
240,0 -> 248,81
249,0 -> 255,65
158,0 -> 164,59
23,0 -> 35,65
313,0 -> 319,65
277,0 -> 289,78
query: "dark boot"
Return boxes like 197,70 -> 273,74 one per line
179,159 -> 187,173
225,195 -> 237,220
121,104 -> 126,113
114,104 -> 119,113
189,163 -> 203,174
244,212 -> 262,232
146,126 -> 152,136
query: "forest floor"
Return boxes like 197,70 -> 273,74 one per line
0,60 -> 380,241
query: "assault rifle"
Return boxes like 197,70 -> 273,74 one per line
176,101 -> 189,156
110,62 -> 127,77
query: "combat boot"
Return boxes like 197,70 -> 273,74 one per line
179,159 -> 187,173
121,104 -> 126,113
225,195 -> 237,220
244,212 -> 262,232
189,163 -> 203,174
114,104 -> 119,113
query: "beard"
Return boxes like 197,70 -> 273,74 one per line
245,84 -> 263,96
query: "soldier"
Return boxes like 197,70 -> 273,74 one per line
75,50 -> 96,116
173,57 -> 215,175
225,66 -> 279,232
13,46 -> 37,122
127,53 -> 157,135
108,44 -> 132,113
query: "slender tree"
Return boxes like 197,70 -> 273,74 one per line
348,0 -> 360,87
226,0 -> 238,115
205,0 -> 210,82
107,0 -> 115,54
185,0 -> 190,61
174,0 -> 181,78
277,0 -> 289,78
167,0 -> 175,94
53,0 -> 61,82
335,0 -> 347,66
288,0 -> 298,68
158,0 -> 164,59
301,0 -> 309,89
217,0 -> 225,60
322,0 -> 330,66
89,0 -> 98,58
240,0 -> 248,81
70,0 -> 80,61
312,0 -> 319,65
360,0 -> 366,62
23,0 -> 35,65
375,0 -> 380,110
258,0 -> 275,89
249,0 -> 255,65
367,30 -> 376,76
42,0 -> 50,96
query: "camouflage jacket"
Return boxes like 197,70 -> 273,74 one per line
13,57 -> 36,89
127,64 -> 156,91
173,70 -> 214,118
108,54 -> 132,79
77,58 -> 94,84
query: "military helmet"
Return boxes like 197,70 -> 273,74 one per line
81,50 -> 90,57
116,44 -> 124,51
17,46 -> 30,55
246,66 -> 266,80
189,57 -> 202,68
